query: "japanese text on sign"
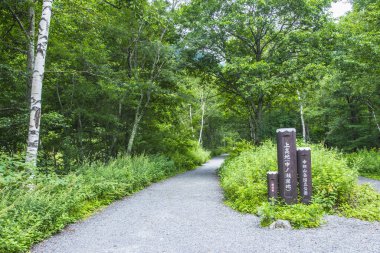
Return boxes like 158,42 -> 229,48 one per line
283,142 -> 291,192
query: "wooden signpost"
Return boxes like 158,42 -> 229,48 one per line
266,128 -> 313,205
276,128 -> 298,204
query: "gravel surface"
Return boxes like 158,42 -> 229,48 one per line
32,156 -> 380,253
359,176 -> 380,191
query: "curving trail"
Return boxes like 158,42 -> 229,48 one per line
32,156 -> 380,253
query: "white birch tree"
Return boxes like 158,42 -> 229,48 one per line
198,89 -> 206,145
297,90 -> 307,143
25,0 -> 54,165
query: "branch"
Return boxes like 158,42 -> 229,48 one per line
1,23 -> 15,39
6,4 -> 29,40
102,0 -> 121,9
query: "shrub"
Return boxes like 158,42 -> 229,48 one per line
219,139 -> 254,158
0,154 -> 182,253
169,141 -> 210,170
346,149 -> 380,180
219,141 -> 380,228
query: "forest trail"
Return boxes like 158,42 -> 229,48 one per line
32,156 -> 380,253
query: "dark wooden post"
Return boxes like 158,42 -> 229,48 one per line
267,172 -> 278,203
297,148 -> 312,204
276,128 -> 298,204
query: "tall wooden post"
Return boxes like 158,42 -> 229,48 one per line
276,128 -> 298,204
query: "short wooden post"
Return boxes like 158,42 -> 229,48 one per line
267,172 -> 278,203
297,148 -> 312,204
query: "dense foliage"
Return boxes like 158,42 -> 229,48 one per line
346,149 -> 380,180
0,0 -> 378,167
219,141 -> 380,228
0,152 -> 209,253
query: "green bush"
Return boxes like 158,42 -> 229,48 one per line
218,139 -> 254,158
0,154 -> 184,253
346,149 -> 380,180
219,141 -> 380,228
169,141 -> 210,170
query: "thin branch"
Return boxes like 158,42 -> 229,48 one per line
1,23 -> 15,39
6,4 -> 29,39
102,0 -> 121,9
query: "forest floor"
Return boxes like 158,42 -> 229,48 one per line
32,156 -> 380,253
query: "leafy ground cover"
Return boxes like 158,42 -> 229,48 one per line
346,149 -> 380,180
219,141 -> 380,228
0,150 -> 209,253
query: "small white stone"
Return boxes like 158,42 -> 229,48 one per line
269,220 -> 292,229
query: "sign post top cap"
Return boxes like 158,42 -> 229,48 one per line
276,128 -> 296,133
267,171 -> 278,175
297,147 -> 311,151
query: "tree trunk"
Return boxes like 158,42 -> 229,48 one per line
297,90 -> 307,143
109,100 -> 123,157
27,0 -> 35,98
126,115 -> 142,155
25,0 -> 53,166
249,95 -> 264,145
254,104 -> 263,145
248,111 -> 256,143
127,91 -> 146,155
366,102 -> 380,133
189,104 -> 195,137
198,90 -> 206,145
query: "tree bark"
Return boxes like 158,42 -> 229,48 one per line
297,90 -> 307,143
127,91 -> 146,155
248,111 -> 256,143
366,102 -> 380,133
27,0 -> 35,98
249,95 -> 264,145
189,104 -> 195,137
198,90 -> 206,145
25,0 -> 53,166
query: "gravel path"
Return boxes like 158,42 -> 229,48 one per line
32,156 -> 380,253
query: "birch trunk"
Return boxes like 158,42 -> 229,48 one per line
127,91 -> 146,155
27,0 -> 35,95
126,28 -> 166,154
126,115 -> 142,155
198,91 -> 205,145
189,104 -> 195,137
297,90 -> 307,143
25,0 -> 53,165
367,102 -> 380,133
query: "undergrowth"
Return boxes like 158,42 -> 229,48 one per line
0,151 -> 208,253
346,149 -> 380,180
219,141 -> 380,228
